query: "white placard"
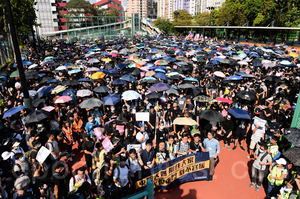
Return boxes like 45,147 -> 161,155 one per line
127,144 -> 141,152
253,116 -> 267,128
135,112 -> 150,122
36,146 -> 51,164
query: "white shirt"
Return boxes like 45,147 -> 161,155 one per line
113,166 -> 129,187
136,131 -> 149,150
69,174 -> 92,192
251,123 -> 265,142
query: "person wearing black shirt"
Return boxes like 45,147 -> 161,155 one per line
222,115 -> 234,149
189,134 -> 204,153
148,106 -> 156,132
155,142 -> 170,164
274,131 -> 290,153
123,134 -> 138,150
119,106 -> 131,123
82,134 -> 95,173
233,119 -> 250,151
100,155 -> 114,197
53,163 -> 67,199
156,121 -> 168,146
138,141 -> 155,178
170,102 -> 181,120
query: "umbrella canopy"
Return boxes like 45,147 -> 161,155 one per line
93,86 -> 110,93
59,89 -> 76,96
112,79 -> 127,85
55,96 -> 73,103
146,71 -> 156,77
154,60 -> 168,65
265,76 -> 281,83
3,106 -> 26,119
173,117 -> 197,126
86,67 -> 100,72
236,91 -> 257,101
283,147 -> 300,166
146,92 -> 162,99
62,80 -> 79,86
228,108 -> 251,120
24,110 -> 50,124
227,75 -> 243,80
193,95 -> 213,102
68,69 -> 81,74
200,110 -> 225,122
38,86 -> 55,98
154,73 -> 168,80
51,85 -> 67,94
149,83 -> 170,92
10,70 -> 20,77
166,88 -> 179,95
103,94 -> 121,105
283,128 -> 300,148
213,71 -> 226,78
80,98 -> 103,109
178,83 -> 194,89
215,98 -> 233,104
42,106 -> 55,112
32,98 -> 45,107
77,89 -> 92,97
91,72 -> 106,80
88,58 -> 100,63
122,90 -> 141,100
121,75 -> 136,82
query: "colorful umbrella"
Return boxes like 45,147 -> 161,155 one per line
128,55 -> 138,60
91,72 -> 106,80
128,63 -> 142,68
42,106 -> 55,112
55,96 -> 73,103
154,60 -> 168,66
215,98 -> 233,104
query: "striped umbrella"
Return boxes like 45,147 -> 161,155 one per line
128,55 -> 138,60
154,60 -> 168,66
128,63 -> 142,68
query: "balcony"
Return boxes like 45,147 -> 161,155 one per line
59,10 -> 68,15
51,6 -> 57,12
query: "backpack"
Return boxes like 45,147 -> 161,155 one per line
92,164 -> 105,186
24,148 -> 38,164
256,150 -> 269,170
14,163 -> 25,177
116,165 -> 130,182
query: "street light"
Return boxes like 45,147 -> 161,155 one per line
5,0 -> 32,110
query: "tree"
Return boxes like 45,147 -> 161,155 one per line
107,7 -> 120,17
66,0 -> 98,16
154,17 -> 174,35
173,10 -> 195,26
194,12 -> 210,26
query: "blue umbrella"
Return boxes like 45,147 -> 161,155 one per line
13,61 -> 32,67
209,60 -> 220,64
59,89 -> 76,96
116,63 -> 127,69
184,78 -> 199,82
156,66 -> 166,70
154,73 -> 168,80
21,57 -> 26,60
3,106 -> 26,119
165,57 -> 176,62
154,69 -> 166,73
65,63 -> 73,66
103,94 -> 121,105
228,108 -> 251,120
112,79 -> 127,85
68,69 -> 81,74
97,69 -> 109,74
121,75 -> 136,82
227,75 -> 243,80
149,83 -> 170,92
47,79 -> 61,83
109,69 -> 119,74
253,63 -> 263,67
37,86 -> 55,98
143,76 -> 156,80
78,78 -> 92,82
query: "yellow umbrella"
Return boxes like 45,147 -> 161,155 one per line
102,58 -> 111,62
51,85 -> 66,94
173,117 -> 197,126
289,53 -> 299,58
91,72 -> 105,80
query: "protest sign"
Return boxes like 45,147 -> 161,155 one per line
36,146 -> 51,164
136,152 -> 210,190
136,112 -> 149,122
253,116 -> 267,127
94,127 -> 104,140
102,137 -> 114,152
127,144 -> 141,152
116,125 -> 124,136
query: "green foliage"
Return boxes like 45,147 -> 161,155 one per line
173,10 -> 195,26
154,17 -> 174,34
194,12 -> 210,26
66,0 -> 98,16
107,7 -> 120,17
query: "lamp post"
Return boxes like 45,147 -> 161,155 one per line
5,0 -> 32,110
206,6 -> 215,38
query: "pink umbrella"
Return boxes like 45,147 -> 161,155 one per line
42,106 -> 55,112
215,98 -> 233,104
213,71 -> 226,78
55,96 -> 72,103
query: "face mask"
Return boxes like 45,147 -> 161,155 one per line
111,108 -> 115,111
224,106 -> 228,109
180,95 -> 183,98
20,157 -> 25,162
0,171 -> 3,175
95,108 -> 98,111
2,185 -> 6,190
116,90 -> 119,93
38,144 -> 41,148
173,97 -> 176,100
258,148 -> 264,153
89,119 -> 93,123
13,120 -> 17,123
202,108 -> 206,111
160,126 -> 164,130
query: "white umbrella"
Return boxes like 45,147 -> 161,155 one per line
213,71 -> 226,78
88,58 -> 100,63
28,64 -> 38,69
77,89 -> 92,97
56,66 -> 67,70
122,90 -> 141,100
86,67 -> 100,72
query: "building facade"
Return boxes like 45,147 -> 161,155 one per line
157,0 -> 173,20
173,0 -> 196,16
126,0 -> 148,18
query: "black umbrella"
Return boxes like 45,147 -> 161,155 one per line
169,75 -> 182,80
24,110 -> 50,124
178,83 -> 194,89
192,88 -> 205,97
32,98 -> 45,107
219,59 -> 231,64
200,110 -> 225,122
146,92 -> 162,99
284,128 -> 300,148
236,91 -> 257,101
283,147 -> 300,166
126,68 -> 141,76
265,76 -> 281,83
62,80 -> 79,86
40,77 -> 52,84
193,95 -> 213,103
93,86 -> 110,93
25,71 -> 39,80
0,70 -> 10,77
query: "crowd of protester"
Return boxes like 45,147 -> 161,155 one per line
0,35 -> 299,199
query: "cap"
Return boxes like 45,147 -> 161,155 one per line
14,176 -> 30,191
12,142 -> 20,148
276,158 -> 287,165
1,151 -> 13,160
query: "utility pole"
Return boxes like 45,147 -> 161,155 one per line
5,0 -> 32,110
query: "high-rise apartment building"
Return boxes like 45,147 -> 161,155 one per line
127,0 -> 148,18
173,0 -> 196,16
157,0 -> 173,20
